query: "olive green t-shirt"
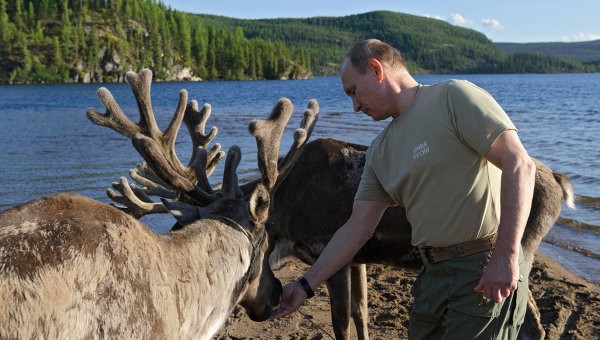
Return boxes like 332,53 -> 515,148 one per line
355,80 -> 516,247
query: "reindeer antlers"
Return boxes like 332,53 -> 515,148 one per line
87,69 -> 224,215
249,98 -> 294,191
249,98 -> 319,193
87,69 -> 319,219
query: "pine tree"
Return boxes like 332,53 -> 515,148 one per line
52,35 -> 64,67
0,0 -> 14,44
12,0 -> 24,31
177,11 -> 192,66
191,19 -> 208,78
59,0 -> 73,63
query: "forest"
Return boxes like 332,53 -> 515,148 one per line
0,0 -> 311,83
198,11 -> 598,75
0,0 -> 597,84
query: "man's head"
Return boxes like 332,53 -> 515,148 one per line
340,39 -> 410,121
344,39 -> 406,75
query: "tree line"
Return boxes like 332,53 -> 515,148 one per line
198,11 -> 598,75
0,2 -> 597,84
0,0 -> 311,83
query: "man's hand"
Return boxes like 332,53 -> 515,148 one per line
478,129 -> 534,303
269,280 -> 308,319
270,200 -> 389,319
474,252 -> 519,303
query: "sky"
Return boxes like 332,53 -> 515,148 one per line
160,0 -> 600,43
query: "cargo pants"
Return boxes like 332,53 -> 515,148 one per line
408,248 -> 529,339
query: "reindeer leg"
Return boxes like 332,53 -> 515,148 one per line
325,264 -> 353,340
351,264 -> 369,340
517,289 -> 545,340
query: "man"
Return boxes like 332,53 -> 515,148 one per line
270,39 -> 536,339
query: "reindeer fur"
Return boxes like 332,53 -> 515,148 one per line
0,193 -> 278,339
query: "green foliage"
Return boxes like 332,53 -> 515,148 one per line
0,0 -> 311,83
494,52 -> 594,73
496,40 -> 600,63
196,10 -> 598,75
0,3 -> 596,83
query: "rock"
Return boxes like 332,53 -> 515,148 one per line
163,65 -> 202,82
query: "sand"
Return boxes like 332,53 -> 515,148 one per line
216,252 -> 599,339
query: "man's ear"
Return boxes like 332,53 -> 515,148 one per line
368,58 -> 384,82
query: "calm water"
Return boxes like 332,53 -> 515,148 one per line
1,74 -> 599,284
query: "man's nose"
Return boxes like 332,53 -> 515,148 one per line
352,98 -> 361,112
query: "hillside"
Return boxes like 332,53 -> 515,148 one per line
196,11 -> 505,74
194,10 -> 598,75
0,0 -> 311,83
1,1 -> 597,84
496,40 -> 600,62
197,11 -> 600,75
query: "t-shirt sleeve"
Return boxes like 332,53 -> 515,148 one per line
354,152 -> 394,202
447,80 -> 516,156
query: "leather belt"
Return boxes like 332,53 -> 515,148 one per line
418,233 -> 497,264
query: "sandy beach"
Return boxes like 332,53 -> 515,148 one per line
216,252 -> 599,339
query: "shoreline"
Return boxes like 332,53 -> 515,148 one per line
216,251 -> 600,339
532,252 -> 599,292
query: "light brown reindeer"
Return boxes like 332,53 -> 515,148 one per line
0,69 -> 319,339
260,137 -> 574,340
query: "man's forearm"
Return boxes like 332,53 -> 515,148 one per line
303,221 -> 371,289
302,200 -> 389,290
495,156 -> 536,258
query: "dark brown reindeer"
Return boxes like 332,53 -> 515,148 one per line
260,137 -> 574,340
0,69 -> 319,339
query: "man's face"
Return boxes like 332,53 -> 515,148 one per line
340,59 -> 391,121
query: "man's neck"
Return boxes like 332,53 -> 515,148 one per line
392,78 -> 420,119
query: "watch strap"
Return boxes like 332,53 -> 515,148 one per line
298,276 -> 315,298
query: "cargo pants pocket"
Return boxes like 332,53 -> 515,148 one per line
448,250 -> 503,318
511,251 -> 529,327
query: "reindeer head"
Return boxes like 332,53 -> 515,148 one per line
86,69 -> 319,321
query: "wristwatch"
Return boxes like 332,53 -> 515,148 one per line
298,276 -> 315,298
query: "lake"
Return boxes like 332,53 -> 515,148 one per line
1,73 -> 599,284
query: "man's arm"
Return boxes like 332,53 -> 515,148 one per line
475,129 -> 536,303
270,199 -> 389,319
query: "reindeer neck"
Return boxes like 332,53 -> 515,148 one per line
152,218 -> 254,336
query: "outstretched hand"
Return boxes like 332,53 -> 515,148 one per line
269,281 -> 308,319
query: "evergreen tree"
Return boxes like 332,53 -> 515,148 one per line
0,0 -> 14,44
59,0 -> 73,63
52,35 -> 64,67
12,0 -> 24,31
191,19 -> 208,78
177,11 -> 192,66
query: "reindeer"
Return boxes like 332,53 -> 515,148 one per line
0,69 -> 319,339
262,137 -> 574,340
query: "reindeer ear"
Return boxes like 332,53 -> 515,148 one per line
248,184 -> 270,224
160,199 -> 204,225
